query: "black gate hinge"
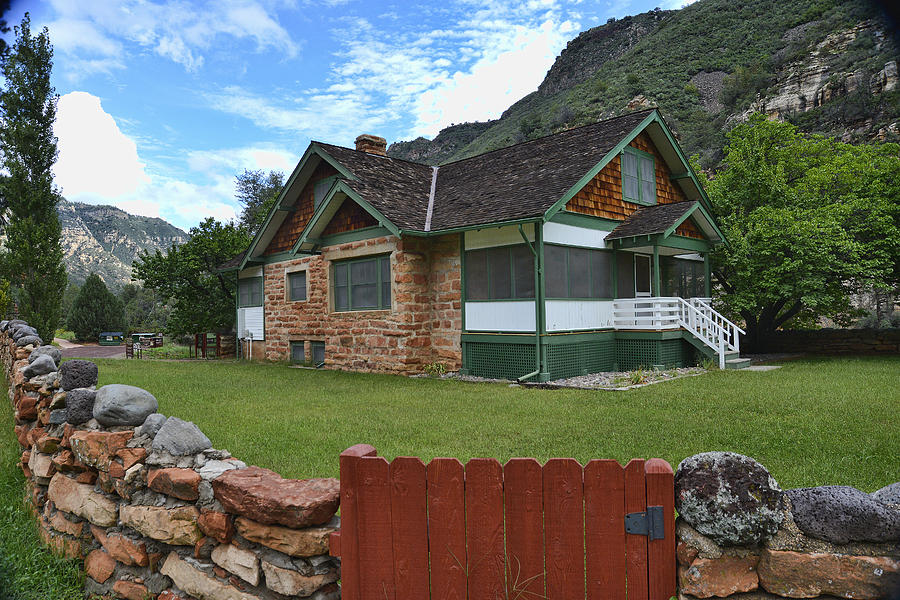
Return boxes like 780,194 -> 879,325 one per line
625,505 -> 665,540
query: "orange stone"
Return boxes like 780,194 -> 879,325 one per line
85,549 -> 116,584
198,511 -> 233,543
117,447 -> 148,470
112,580 -> 150,600
69,430 -> 133,472
679,556 -> 759,598
148,468 -> 201,501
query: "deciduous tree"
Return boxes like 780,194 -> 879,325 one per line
705,114 -> 900,348
132,218 -> 248,335
235,169 -> 284,235
0,14 -> 67,343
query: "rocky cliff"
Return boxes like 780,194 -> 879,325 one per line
387,0 -> 899,166
57,200 -> 187,291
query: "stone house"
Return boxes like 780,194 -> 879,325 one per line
222,108 -> 746,380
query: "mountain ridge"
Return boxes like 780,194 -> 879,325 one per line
388,0 -> 899,167
57,199 -> 188,291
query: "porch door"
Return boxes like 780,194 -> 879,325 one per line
635,254 -> 652,297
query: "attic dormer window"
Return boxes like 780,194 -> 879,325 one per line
314,176 -> 337,209
622,147 -> 656,205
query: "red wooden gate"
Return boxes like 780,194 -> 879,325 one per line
330,444 -> 676,600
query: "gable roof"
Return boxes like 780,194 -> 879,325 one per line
605,200 -> 724,244
240,108 -> 719,264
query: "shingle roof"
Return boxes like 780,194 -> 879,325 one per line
604,201 -> 696,240
314,143 -> 433,231
311,109 -> 656,233
217,249 -> 247,271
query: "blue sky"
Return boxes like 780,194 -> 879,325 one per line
5,0 -> 690,231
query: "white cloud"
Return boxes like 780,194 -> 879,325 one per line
55,92 -> 151,198
53,91 -> 297,231
46,0 -> 298,76
207,1 -> 580,142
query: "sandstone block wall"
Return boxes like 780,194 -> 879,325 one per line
2,320 -> 341,600
261,234 -> 461,374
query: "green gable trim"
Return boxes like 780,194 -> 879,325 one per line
259,251 -> 295,264
647,114 -> 713,213
549,211 -> 619,231
670,172 -> 692,180
240,143 -> 360,270
402,216 -> 542,237
292,180 -> 400,253
611,233 -> 712,253
543,110 -> 658,223
661,200 -> 726,244
316,226 -> 391,247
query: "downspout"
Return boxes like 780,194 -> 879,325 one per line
518,223 -> 544,382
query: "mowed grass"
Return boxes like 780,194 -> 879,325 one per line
89,355 -> 900,491
0,386 -> 84,599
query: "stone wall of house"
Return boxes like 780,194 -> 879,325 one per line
753,328 -> 900,354
674,452 -> 899,600
262,234 -> 461,374
2,319 -> 341,600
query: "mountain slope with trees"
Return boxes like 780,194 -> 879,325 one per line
388,0 -> 898,167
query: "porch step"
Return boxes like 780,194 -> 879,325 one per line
725,357 -> 751,370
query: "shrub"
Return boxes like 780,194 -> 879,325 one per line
66,273 -> 124,342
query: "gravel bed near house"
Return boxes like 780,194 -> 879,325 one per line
430,366 -> 708,390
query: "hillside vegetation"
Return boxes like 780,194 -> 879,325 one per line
388,0 -> 899,167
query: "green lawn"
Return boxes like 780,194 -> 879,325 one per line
88,355 -> 899,491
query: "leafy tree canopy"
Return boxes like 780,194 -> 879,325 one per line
0,13 -> 67,342
235,169 -> 284,235
705,114 -> 900,347
67,273 -> 124,341
132,218 -> 249,336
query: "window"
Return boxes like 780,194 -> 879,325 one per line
288,271 -> 307,301
333,255 -> 391,311
661,257 -> 706,298
622,147 -> 656,205
238,277 -> 262,307
290,342 -> 306,363
464,244 -> 534,300
545,245 -> 613,299
314,177 -> 337,209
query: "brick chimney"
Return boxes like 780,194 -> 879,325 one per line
355,134 -> 387,156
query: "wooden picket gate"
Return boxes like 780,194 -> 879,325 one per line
329,444 -> 676,600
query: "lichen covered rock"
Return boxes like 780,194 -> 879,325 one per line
675,452 -> 784,546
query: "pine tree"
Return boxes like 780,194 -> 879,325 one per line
67,273 -> 124,342
0,13 -> 67,342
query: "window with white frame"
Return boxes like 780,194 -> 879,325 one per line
238,277 -> 263,307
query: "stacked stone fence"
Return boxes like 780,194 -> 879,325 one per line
2,317 -> 899,600
2,318 -> 340,600
750,328 -> 900,354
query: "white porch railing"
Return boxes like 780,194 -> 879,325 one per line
613,297 -> 745,369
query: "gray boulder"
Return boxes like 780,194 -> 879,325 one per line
65,388 -> 97,425
16,335 -> 42,347
60,360 -> 98,390
675,451 -> 784,546
873,482 -> 900,505
93,384 -> 159,427
29,345 -> 62,367
22,354 -> 56,378
7,319 -> 27,329
139,413 -> 167,439
152,417 -> 211,456
12,325 -> 37,340
0,320 -> 8,331
786,486 -> 900,544
48,409 -> 67,425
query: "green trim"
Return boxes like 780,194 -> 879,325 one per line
652,245 -> 660,298
257,251 -> 295,264
662,201 -> 701,238
240,144 -> 359,270
615,329 -> 685,341
331,253 -> 392,312
404,217 -> 542,237
464,298 -> 535,303
460,233 -> 467,333
549,211 -> 619,231
670,172 -> 691,180
647,114 -> 713,213
463,243 -> 535,301
316,226 -> 391,247
461,333 -> 537,343
293,180 -> 400,253
661,201 -> 726,244
543,111 -> 658,222
543,243 -> 614,299
612,233 -> 712,253
544,330 -> 615,344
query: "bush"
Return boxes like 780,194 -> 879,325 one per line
66,273 -> 124,342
